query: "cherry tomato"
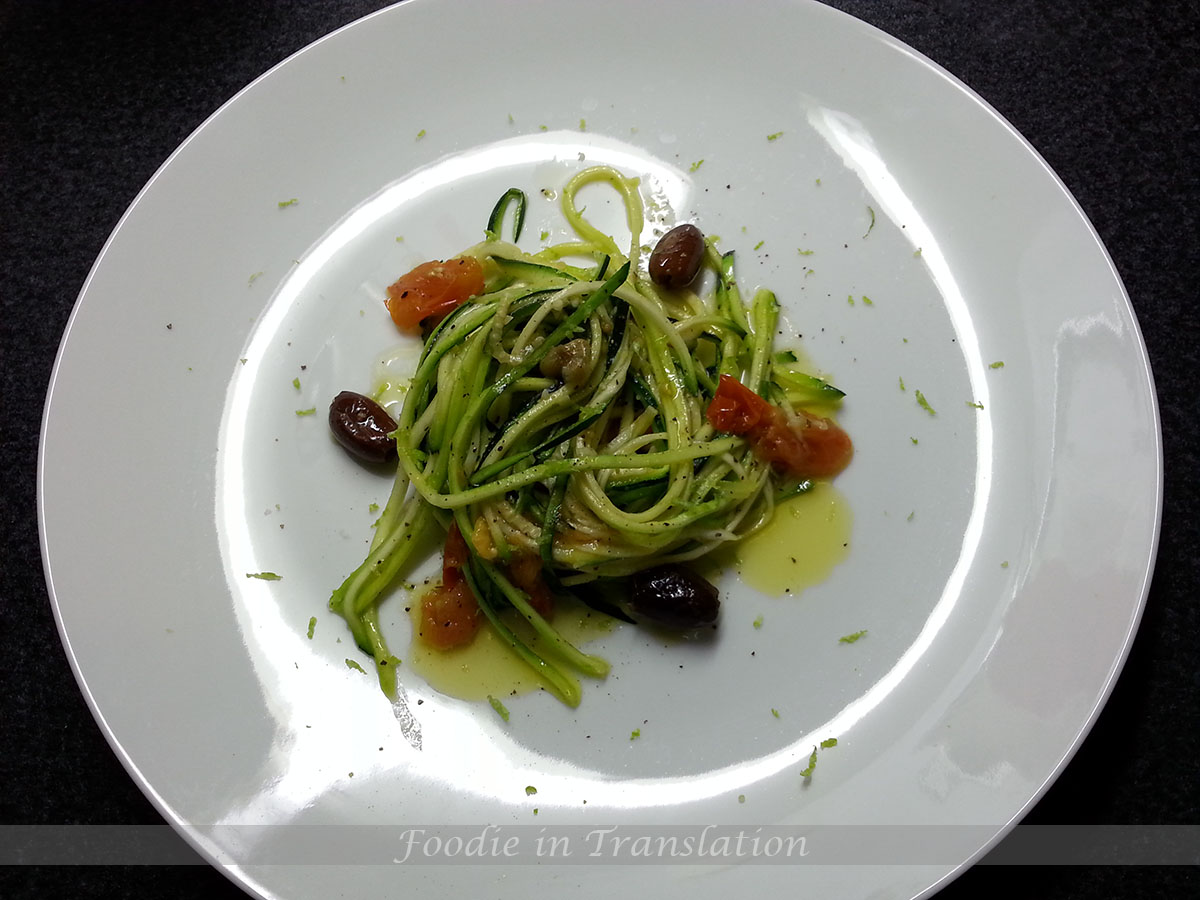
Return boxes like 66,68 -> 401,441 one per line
419,581 -> 479,650
441,519 -> 470,582
419,523 -> 481,650
505,553 -> 555,620
706,374 -> 853,479
750,407 -> 853,479
707,374 -> 771,433
386,257 -> 485,334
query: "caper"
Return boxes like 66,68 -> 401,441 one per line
648,223 -> 706,288
629,564 -> 720,628
328,391 -> 398,463
539,338 -> 592,386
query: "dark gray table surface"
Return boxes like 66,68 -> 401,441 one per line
3,1 -> 1196,898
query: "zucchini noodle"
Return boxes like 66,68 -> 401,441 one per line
329,165 -> 848,707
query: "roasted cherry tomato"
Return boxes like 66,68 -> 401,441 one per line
441,519 -> 471,577
748,407 -> 853,479
706,374 -> 853,479
385,257 -> 485,334
419,523 -> 481,649
706,373 -> 771,433
505,553 -> 555,620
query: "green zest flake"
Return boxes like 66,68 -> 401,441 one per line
913,248 -> 923,258
767,131 -> 784,141
277,198 -> 298,209
525,785 -> 538,796
914,390 -> 936,415
1001,561 -> 1010,569
579,118 -> 587,131
899,376 -> 906,391
753,240 -> 764,250
799,746 -> 818,778
630,728 -> 641,740
907,510 -> 915,521
863,205 -> 876,238
539,124 -> 548,131
738,794 -> 746,804
368,502 -> 380,514
395,235 -> 405,243
539,230 -> 550,241
910,437 -> 919,445
861,295 -> 873,306
295,407 -> 317,416
753,615 -> 764,629
839,630 -> 867,644
771,708 -> 780,719
507,112 -> 514,124
488,695 -> 511,722
815,177 -> 822,186
990,360 -> 1005,369
847,294 -> 855,306
820,738 -> 838,749
248,271 -> 264,285
416,129 -> 426,139
307,616 -> 317,639
246,571 -> 282,581
689,159 -> 704,173
966,400 -> 984,409
345,659 -> 367,674
292,377 -> 301,390
797,248 -> 814,256
804,268 -> 815,277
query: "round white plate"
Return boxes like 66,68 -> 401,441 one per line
39,0 -> 1160,898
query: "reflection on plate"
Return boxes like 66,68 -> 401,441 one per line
39,1 -> 1159,898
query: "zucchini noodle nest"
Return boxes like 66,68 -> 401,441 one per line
329,165 -> 848,707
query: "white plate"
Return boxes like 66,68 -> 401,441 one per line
39,0 -> 1160,897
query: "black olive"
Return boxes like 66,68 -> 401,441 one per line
648,224 -> 706,288
328,391 -> 398,463
629,564 -> 719,628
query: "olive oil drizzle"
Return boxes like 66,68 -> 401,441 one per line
408,483 -> 849,702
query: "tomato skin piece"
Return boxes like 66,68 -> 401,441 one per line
706,374 -> 853,479
386,257 -> 485,334
419,523 -> 481,650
